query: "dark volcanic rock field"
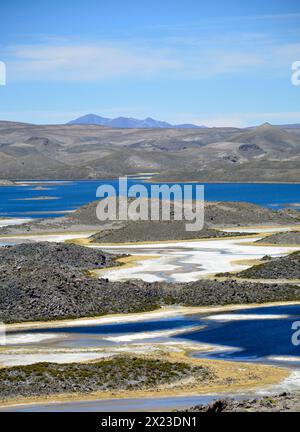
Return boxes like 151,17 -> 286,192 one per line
184,392 -> 300,412
231,251 -> 300,280
256,231 -> 300,245
1,242 -> 300,323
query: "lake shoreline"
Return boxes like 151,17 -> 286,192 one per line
6,301 -> 300,331
0,181 -> 299,412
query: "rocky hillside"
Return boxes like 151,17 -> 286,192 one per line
0,121 -> 299,181
90,221 -> 241,243
1,242 -> 300,323
0,242 -> 118,270
184,392 -> 300,412
0,200 -> 298,238
256,231 -> 300,245
226,251 -> 300,280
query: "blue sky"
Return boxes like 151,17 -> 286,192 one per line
0,0 -> 300,126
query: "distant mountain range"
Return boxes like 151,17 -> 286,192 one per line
67,113 -> 204,129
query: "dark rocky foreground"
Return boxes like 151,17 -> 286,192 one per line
256,231 -> 300,245
1,242 -> 300,323
183,392 -> 300,412
226,251 -> 300,280
0,241 -> 119,270
0,357 -> 213,400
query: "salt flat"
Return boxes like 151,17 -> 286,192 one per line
0,218 -> 32,228
95,237 -> 299,282
1,232 -> 93,243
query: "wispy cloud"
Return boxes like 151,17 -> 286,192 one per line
5,42 -> 182,81
3,30 -> 300,82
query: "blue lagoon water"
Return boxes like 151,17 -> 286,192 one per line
4,305 -> 300,411
14,316 -> 201,336
184,305 -> 300,364
0,180 -> 300,218
9,305 -> 300,366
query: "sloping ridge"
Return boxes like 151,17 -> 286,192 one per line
228,123 -> 300,152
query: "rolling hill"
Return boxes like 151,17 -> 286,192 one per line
0,120 -> 299,181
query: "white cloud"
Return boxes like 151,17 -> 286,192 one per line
6,42 -> 182,81
2,30 -> 300,83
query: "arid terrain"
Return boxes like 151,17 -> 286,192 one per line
183,392 -> 300,412
0,120 -> 300,181
1,199 -> 299,237
1,241 -> 300,323
0,200 -> 300,411
2,0 -> 300,415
